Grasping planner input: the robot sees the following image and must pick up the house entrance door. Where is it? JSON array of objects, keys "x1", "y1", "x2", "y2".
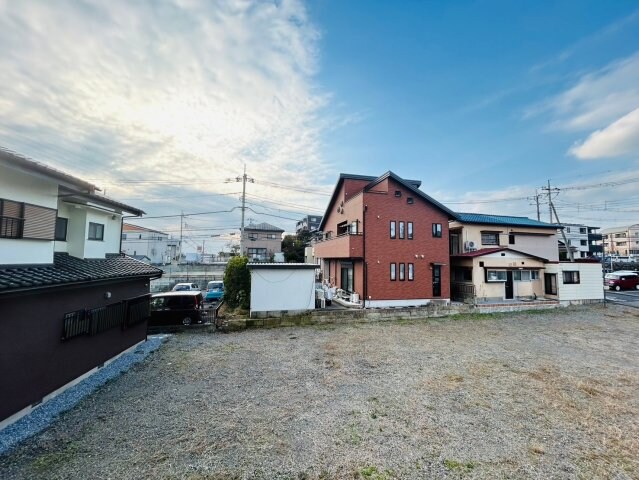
[{"x1": 505, "y1": 271, "x2": 514, "y2": 299}]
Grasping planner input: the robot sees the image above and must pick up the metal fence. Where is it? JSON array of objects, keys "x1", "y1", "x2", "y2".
[{"x1": 62, "y1": 294, "x2": 151, "y2": 341}]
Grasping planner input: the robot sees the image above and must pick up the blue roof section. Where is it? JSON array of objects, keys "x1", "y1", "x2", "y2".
[{"x1": 455, "y1": 212, "x2": 561, "y2": 229}]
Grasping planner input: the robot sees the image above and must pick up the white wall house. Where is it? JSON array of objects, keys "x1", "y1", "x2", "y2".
[
  {"x1": 121, "y1": 223, "x2": 179, "y2": 264},
  {"x1": 561, "y1": 224, "x2": 598, "y2": 259},
  {"x1": 248, "y1": 263, "x2": 318, "y2": 317}
]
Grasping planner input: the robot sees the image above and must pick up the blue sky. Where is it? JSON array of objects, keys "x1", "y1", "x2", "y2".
[{"x1": 1, "y1": 0, "x2": 638, "y2": 252}]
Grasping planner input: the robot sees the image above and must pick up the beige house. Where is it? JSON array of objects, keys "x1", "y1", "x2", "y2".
[
  {"x1": 450, "y1": 213, "x2": 559, "y2": 303},
  {"x1": 240, "y1": 222, "x2": 284, "y2": 261},
  {"x1": 601, "y1": 224, "x2": 639, "y2": 256}
]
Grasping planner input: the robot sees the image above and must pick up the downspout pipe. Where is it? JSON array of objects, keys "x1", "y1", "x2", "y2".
[{"x1": 362, "y1": 204, "x2": 367, "y2": 308}]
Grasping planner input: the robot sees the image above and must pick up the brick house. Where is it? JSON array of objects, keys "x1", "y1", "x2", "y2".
[
  {"x1": 314, "y1": 172, "x2": 456, "y2": 308},
  {"x1": 0, "y1": 148, "x2": 162, "y2": 427}
]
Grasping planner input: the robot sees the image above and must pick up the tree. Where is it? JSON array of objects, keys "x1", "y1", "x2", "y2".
[
  {"x1": 281, "y1": 230, "x2": 312, "y2": 262},
  {"x1": 224, "y1": 255, "x2": 251, "y2": 309}
]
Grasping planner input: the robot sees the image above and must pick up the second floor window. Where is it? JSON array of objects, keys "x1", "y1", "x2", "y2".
[
  {"x1": 248, "y1": 233, "x2": 258, "y2": 240},
  {"x1": 399, "y1": 263, "x2": 405, "y2": 281},
  {"x1": 390, "y1": 221, "x2": 396, "y2": 239},
  {"x1": 432, "y1": 223, "x2": 442, "y2": 238},
  {"x1": 390, "y1": 263, "x2": 396, "y2": 281},
  {"x1": 399, "y1": 221, "x2": 405, "y2": 239},
  {"x1": 407, "y1": 222, "x2": 413, "y2": 240},
  {"x1": 481, "y1": 232, "x2": 499, "y2": 245},
  {"x1": 88, "y1": 222, "x2": 104, "y2": 241},
  {"x1": 55, "y1": 217, "x2": 68, "y2": 241},
  {"x1": 267, "y1": 234, "x2": 276, "y2": 239}
]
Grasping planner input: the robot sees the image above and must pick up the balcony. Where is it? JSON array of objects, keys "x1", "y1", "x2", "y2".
[
  {"x1": 588, "y1": 233, "x2": 602, "y2": 242},
  {"x1": 314, "y1": 232, "x2": 363, "y2": 259}
]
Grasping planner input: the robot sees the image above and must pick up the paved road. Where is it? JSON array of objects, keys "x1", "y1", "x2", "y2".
[{"x1": 605, "y1": 288, "x2": 639, "y2": 308}]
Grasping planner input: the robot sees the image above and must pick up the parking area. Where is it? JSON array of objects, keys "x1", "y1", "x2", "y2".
[
  {"x1": 1, "y1": 305, "x2": 638, "y2": 479},
  {"x1": 606, "y1": 289, "x2": 639, "y2": 308}
]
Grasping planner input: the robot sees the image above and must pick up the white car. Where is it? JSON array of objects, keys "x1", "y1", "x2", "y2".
[{"x1": 171, "y1": 282, "x2": 200, "y2": 292}]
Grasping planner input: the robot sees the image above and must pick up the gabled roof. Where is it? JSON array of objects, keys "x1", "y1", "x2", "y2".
[
  {"x1": 123, "y1": 223, "x2": 167, "y2": 235},
  {"x1": 244, "y1": 222, "x2": 284, "y2": 232},
  {"x1": 451, "y1": 247, "x2": 549, "y2": 262},
  {"x1": 454, "y1": 212, "x2": 560, "y2": 229},
  {"x1": 0, "y1": 253, "x2": 163, "y2": 295},
  {"x1": 319, "y1": 171, "x2": 453, "y2": 231},
  {"x1": 0, "y1": 147, "x2": 97, "y2": 192}
]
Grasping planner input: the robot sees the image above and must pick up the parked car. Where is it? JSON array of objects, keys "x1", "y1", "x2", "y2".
[
  {"x1": 172, "y1": 282, "x2": 200, "y2": 292},
  {"x1": 204, "y1": 280, "x2": 224, "y2": 303},
  {"x1": 149, "y1": 291, "x2": 205, "y2": 326},
  {"x1": 604, "y1": 272, "x2": 639, "y2": 291}
]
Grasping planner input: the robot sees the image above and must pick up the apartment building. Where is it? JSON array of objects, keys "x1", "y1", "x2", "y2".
[{"x1": 601, "y1": 224, "x2": 639, "y2": 256}]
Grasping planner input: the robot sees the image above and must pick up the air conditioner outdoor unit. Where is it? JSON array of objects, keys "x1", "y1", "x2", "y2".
[{"x1": 464, "y1": 240, "x2": 476, "y2": 252}]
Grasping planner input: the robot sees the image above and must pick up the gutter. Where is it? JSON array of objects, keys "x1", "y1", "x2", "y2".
[{"x1": 362, "y1": 203, "x2": 367, "y2": 308}]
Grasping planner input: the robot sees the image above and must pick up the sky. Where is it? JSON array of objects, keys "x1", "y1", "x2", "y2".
[{"x1": 1, "y1": 0, "x2": 638, "y2": 253}]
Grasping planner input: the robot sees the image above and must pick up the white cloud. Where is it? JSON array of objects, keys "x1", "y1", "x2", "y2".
[
  {"x1": 569, "y1": 107, "x2": 639, "y2": 159},
  {"x1": 528, "y1": 52, "x2": 639, "y2": 160},
  {"x1": 0, "y1": 0, "x2": 335, "y2": 247}
]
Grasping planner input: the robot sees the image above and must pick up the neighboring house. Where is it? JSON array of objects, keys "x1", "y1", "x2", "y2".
[
  {"x1": 601, "y1": 224, "x2": 639, "y2": 256},
  {"x1": 544, "y1": 260, "x2": 604, "y2": 305},
  {"x1": 121, "y1": 223, "x2": 179, "y2": 264},
  {"x1": 296, "y1": 214, "x2": 323, "y2": 234},
  {"x1": 559, "y1": 223, "x2": 600, "y2": 259},
  {"x1": 241, "y1": 222, "x2": 284, "y2": 261},
  {"x1": 248, "y1": 263, "x2": 319, "y2": 317},
  {"x1": 314, "y1": 171, "x2": 456, "y2": 308},
  {"x1": 0, "y1": 149, "x2": 162, "y2": 426},
  {"x1": 449, "y1": 213, "x2": 560, "y2": 303}
]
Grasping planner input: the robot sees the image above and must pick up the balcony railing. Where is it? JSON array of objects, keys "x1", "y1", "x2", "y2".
[
  {"x1": 0, "y1": 216, "x2": 24, "y2": 238},
  {"x1": 314, "y1": 232, "x2": 363, "y2": 259}
]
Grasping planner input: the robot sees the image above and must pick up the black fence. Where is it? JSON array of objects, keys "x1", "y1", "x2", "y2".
[
  {"x1": 451, "y1": 282, "x2": 476, "y2": 304},
  {"x1": 62, "y1": 294, "x2": 150, "y2": 341}
]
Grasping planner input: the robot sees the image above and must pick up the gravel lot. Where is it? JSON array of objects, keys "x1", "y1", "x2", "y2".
[{"x1": 1, "y1": 305, "x2": 638, "y2": 479}]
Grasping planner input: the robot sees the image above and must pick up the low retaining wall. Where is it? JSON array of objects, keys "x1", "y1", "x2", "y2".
[{"x1": 224, "y1": 301, "x2": 562, "y2": 331}]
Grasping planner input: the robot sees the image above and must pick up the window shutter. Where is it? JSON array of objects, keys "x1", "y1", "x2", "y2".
[
  {"x1": 1, "y1": 199, "x2": 23, "y2": 218},
  {"x1": 22, "y1": 204, "x2": 57, "y2": 239}
]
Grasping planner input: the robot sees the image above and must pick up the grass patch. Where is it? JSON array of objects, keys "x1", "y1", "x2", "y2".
[
  {"x1": 358, "y1": 466, "x2": 395, "y2": 479},
  {"x1": 443, "y1": 459, "x2": 475, "y2": 471},
  {"x1": 32, "y1": 442, "x2": 80, "y2": 473}
]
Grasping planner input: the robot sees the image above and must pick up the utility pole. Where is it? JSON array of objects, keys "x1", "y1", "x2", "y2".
[
  {"x1": 226, "y1": 165, "x2": 254, "y2": 256},
  {"x1": 535, "y1": 189, "x2": 540, "y2": 221},
  {"x1": 542, "y1": 181, "x2": 574, "y2": 262},
  {"x1": 178, "y1": 211, "x2": 184, "y2": 264}
]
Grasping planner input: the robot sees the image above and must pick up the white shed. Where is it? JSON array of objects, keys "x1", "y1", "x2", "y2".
[
  {"x1": 248, "y1": 263, "x2": 319, "y2": 318},
  {"x1": 544, "y1": 261, "x2": 604, "y2": 305}
]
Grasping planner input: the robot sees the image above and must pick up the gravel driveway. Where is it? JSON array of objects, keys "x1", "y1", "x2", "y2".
[{"x1": 1, "y1": 305, "x2": 638, "y2": 479}]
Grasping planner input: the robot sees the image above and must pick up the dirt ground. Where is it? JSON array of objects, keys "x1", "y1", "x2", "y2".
[{"x1": 1, "y1": 304, "x2": 638, "y2": 479}]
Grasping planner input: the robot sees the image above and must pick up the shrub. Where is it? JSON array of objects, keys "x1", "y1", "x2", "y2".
[{"x1": 224, "y1": 256, "x2": 251, "y2": 309}]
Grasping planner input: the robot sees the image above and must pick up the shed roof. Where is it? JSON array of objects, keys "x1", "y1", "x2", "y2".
[{"x1": 247, "y1": 263, "x2": 320, "y2": 269}]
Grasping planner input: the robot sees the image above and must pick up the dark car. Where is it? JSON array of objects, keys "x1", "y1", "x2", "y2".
[
  {"x1": 604, "y1": 272, "x2": 639, "y2": 291},
  {"x1": 149, "y1": 291, "x2": 205, "y2": 326}
]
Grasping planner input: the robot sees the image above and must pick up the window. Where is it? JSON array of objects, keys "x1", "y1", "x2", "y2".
[
  {"x1": 566, "y1": 227, "x2": 570, "y2": 233},
  {"x1": 481, "y1": 232, "x2": 499, "y2": 245},
  {"x1": 432, "y1": 223, "x2": 442, "y2": 238},
  {"x1": 513, "y1": 270, "x2": 531, "y2": 281},
  {"x1": 562, "y1": 271, "x2": 580, "y2": 284},
  {"x1": 121, "y1": 233, "x2": 127, "y2": 240},
  {"x1": 55, "y1": 217, "x2": 68, "y2": 241},
  {"x1": 407, "y1": 222, "x2": 413, "y2": 240},
  {"x1": 390, "y1": 221, "x2": 396, "y2": 239},
  {"x1": 390, "y1": 263, "x2": 396, "y2": 281},
  {"x1": 399, "y1": 263, "x2": 405, "y2": 281},
  {"x1": 88, "y1": 222, "x2": 104, "y2": 241},
  {"x1": 248, "y1": 233, "x2": 258, "y2": 240},
  {"x1": 407, "y1": 197, "x2": 414, "y2": 204},
  {"x1": 580, "y1": 240, "x2": 587, "y2": 246},
  {"x1": 531, "y1": 271, "x2": 540, "y2": 280},
  {"x1": 399, "y1": 221, "x2": 405, "y2": 239},
  {"x1": 508, "y1": 234, "x2": 515, "y2": 245},
  {"x1": 350, "y1": 221, "x2": 358, "y2": 234},
  {"x1": 0, "y1": 199, "x2": 24, "y2": 239},
  {"x1": 408, "y1": 263, "x2": 414, "y2": 281},
  {"x1": 486, "y1": 270, "x2": 507, "y2": 282},
  {"x1": 394, "y1": 190, "x2": 402, "y2": 197},
  {"x1": 579, "y1": 227, "x2": 587, "y2": 234},
  {"x1": 267, "y1": 233, "x2": 277, "y2": 239},
  {"x1": 341, "y1": 263, "x2": 354, "y2": 292}
]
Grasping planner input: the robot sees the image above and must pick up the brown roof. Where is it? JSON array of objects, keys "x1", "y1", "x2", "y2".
[{"x1": 123, "y1": 223, "x2": 167, "y2": 235}]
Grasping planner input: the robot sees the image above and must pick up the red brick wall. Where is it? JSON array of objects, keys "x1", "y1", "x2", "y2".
[{"x1": 363, "y1": 178, "x2": 450, "y2": 301}]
